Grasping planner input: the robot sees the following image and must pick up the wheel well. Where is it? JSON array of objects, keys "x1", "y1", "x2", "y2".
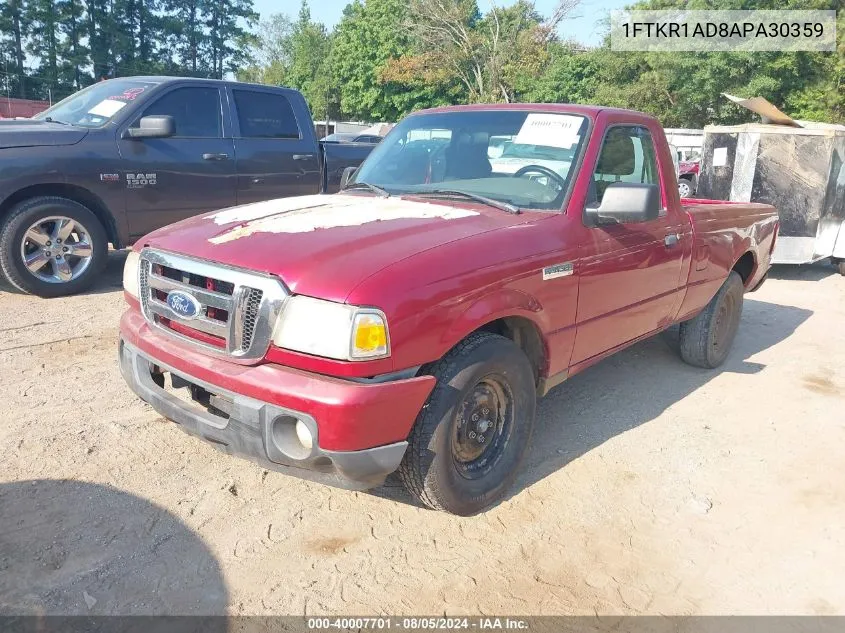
[
  {"x1": 475, "y1": 316, "x2": 546, "y2": 387},
  {"x1": 0, "y1": 184, "x2": 121, "y2": 248},
  {"x1": 732, "y1": 251, "x2": 756, "y2": 285}
]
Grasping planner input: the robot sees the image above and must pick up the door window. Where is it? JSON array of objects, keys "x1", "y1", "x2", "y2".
[
  {"x1": 591, "y1": 126, "x2": 659, "y2": 205},
  {"x1": 138, "y1": 87, "x2": 222, "y2": 138},
  {"x1": 233, "y1": 90, "x2": 300, "y2": 139}
]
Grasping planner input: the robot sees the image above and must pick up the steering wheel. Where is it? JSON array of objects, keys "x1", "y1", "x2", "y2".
[{"x1": 513, "y1": 164, "x2": 566, "y2": 189}]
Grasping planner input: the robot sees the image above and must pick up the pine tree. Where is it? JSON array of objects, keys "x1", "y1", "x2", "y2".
[{"x1": 0, "y1": 0, "x2": 31, "y2": 98}]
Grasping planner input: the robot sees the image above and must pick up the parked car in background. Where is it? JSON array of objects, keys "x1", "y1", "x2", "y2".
[
  {"x1": 678, "y1": 159, "x2": 699, "y2": 197},
  {"x1": 0, "y1": 77, "x2": 376, "y2": 297},
  {"x1": 352, "y1": 134, "x2": 383, "y2": 144},
  {"x1": 320, "y1": 133, "x2": 357, "y2": 143},
  {"x1": 120, "y1": 103, "x2": 778, "y2": 515}
]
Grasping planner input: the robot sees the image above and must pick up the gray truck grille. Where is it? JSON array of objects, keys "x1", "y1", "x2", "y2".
[{"x1": 138, "y1": 249, "x2": 288, "y2": 363}]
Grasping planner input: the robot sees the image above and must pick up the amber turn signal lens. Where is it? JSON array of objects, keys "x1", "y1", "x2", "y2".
[{"x1": 352, "y1": 312, "x2": 388, "y2": 358}]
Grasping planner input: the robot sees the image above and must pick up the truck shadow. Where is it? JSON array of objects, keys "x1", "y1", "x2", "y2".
[
  {"x1": 80, "y1": 249, "x2": 130, "y2": 296},
  {"x1": 0, "y1": 480, "x2": 228, "y2": 621},
  {"x1": 769, "y1": 260, "x2": 839, "y2": 282},
  {"x1": 372, "y1": 297, "x2": 812, "y2": 510},
  {"x1": 0, "y1": 250, "x2": 128, "y2": 297}
]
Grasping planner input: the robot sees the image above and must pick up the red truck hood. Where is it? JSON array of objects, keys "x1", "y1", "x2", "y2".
[{"x1": 140, "y1": 193, "x2": 533, "y2": 302}]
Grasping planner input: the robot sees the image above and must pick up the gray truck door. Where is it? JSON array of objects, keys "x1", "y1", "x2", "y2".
[
  {"x1": 228, "y1": 87, "x2": 322, "y2": 205},
  {"x1": 117, "y1": 84, "x2": 236, "y2": 239}
]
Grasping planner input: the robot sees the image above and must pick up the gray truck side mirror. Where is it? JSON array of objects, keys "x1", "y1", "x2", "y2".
[
  {"x1": 126, "y1": 115, "x2": 175, "y2": 139},
  {"x1": 340, "y1": 166, "x2": 358, "y2": 190},
  {"x1": 585, "y1": 182, "x2": 661, "y2": 225}
]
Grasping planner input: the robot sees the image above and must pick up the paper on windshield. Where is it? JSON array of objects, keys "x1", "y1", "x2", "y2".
[
  {"x1": 88, "y1": 99, "x2": 127, "y2": 118},
  {"x1": 514, "y1": 114, "x2": 582, "y2": 149}
]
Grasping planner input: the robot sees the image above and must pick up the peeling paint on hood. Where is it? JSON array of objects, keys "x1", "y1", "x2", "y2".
[
  {"x1": 208, "y1": 195, "x2": 332, "y2": 225},
  {"x1": 141, "y1": 192, "x2": 535, "y2": 303},
  {"x1": 207, "y1": 194, "x2": 479, "y2": 244}
]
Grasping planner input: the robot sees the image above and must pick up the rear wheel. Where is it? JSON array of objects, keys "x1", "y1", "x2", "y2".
[
  {"x1": 678, "y1": 178, "x2": 694, "y2": 198},
  {"x1": 833, "y1": 257, "x2": 845, "y2": 276},
  {"x1": 678, "y1": 271, "x2": 744, "y2": 368},
  {"x1": 398, "y1": 332, "x2": 536, "y2": 515},
  {"x1": 0, "y1": 197, "x2": 107, "y2": 297}
]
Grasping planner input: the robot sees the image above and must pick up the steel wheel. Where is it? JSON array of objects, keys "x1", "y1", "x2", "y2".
[
  {"x1": 19, "y1": 216, "x2": 94, "y2": 284},
  {"x1": 678, "y1": 180, "x2": 693, "y2": 198},
  {"x1": 398, "y1": 332, "x2": 536, "y2": 515},
  {"x1": 451, "y1": 375, "x2": 514, "y2": 480}
]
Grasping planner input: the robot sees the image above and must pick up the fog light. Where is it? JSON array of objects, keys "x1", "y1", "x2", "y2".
[{"x1": 295, "y1": 419, "x2": 313, "y2": 450}]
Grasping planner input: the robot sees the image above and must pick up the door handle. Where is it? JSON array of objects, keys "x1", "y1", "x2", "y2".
[
  {"x1": 292, "y1": 154, "x2": 315, "y2": 161},
  {"x1": 664, "y1": 233, "x2": 681, "y2": 247},
  {"x1": 202, "y1": 153, "x2": 229, "y2": 161}
]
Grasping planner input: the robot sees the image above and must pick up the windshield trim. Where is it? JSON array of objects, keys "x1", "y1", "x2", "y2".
[
  {"x1": 356, "y1": 107, "x2": 595, "y2": 214},
  {"x1": 34, "y1": 79, "x2": 163, "y2": 129}
]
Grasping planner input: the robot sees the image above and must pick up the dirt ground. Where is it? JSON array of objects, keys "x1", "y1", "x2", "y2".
[{"x1": 1, "y1": 253, "x2": 843, "y2": 616}]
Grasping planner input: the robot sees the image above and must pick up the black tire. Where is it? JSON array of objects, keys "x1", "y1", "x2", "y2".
[
  {"x1": 833, "y1": 258, "x2": 845, "y2": 276},
  {"x1": 678, "y1": 178, "x2": 694, "y2": 198},
  {"x1": 678, "y1": 271, "x2": 744, "y2": 369},
  {"x1": 398, "y1": 332, "x2": 536, "y2": 515},
  {"x1": 0, "y1": 196, "x2": 108, "y2": 297}
]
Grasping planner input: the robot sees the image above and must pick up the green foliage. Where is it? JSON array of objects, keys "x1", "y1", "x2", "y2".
[
  {"x1": 2, "y1": 0, "x2": 842, "y2": 127},
  {"x1": 572, "y1": 0, "x2": 845, "y2": 126},
  {"x1": 332, "y1": 0, "x2": 449, "y2": 121},
  {"x1": 0, "y1": 0, "x2": 258, "y2": 101}
]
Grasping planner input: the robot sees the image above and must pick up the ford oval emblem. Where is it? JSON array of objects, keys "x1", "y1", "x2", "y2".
[{"x1": 166, "y1": 290, "x2": 202, "y2": 320}]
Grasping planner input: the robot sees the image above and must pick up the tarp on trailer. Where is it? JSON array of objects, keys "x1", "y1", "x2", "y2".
[{"x1": 697, "y1": 95, "x2": 845, "y2": 265}]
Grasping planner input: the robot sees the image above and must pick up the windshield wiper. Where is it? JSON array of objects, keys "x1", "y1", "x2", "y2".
[
  {"x1": 343, "y1": 181, "x2": 389, "y2": 198},
  {"x1": 412, "y1": 189, "x2": 520, "y2": 215},
  {"x1": 43, "y1": 116, "x2": 71, "y2": 126}
]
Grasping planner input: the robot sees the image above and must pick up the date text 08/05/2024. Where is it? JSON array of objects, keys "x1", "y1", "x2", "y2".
[{"x1": 307, "y1": 617, "x2": 530, "y2": 630}]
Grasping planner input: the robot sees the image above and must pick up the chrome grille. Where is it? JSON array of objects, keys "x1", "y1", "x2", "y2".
[
  {"x1": 240, "y1": 288, "x2": 263, "y2": 351},
  {"x1": 138, "y1": 248, "x2": 288, "y2": 363}
]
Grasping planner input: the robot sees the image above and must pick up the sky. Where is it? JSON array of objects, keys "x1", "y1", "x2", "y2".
[{"x1": 251, "y1": 0, "x2": 628, "y2": 47}]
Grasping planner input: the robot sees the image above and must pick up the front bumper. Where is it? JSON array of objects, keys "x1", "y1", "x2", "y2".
[{"x1": 119, "y1": 309, "x2": 436, "y2": 489}]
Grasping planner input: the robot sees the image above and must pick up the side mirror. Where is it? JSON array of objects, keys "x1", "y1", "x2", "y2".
[
  {"x1": 125, "y1": 115, "x2": 175, "y2": 139},
  {"x1": 585, "y1": 182, "x2": 661, "y2": 225},
  {"x1": 340, "y1": 166, "x2": 357, "y2": 190}
]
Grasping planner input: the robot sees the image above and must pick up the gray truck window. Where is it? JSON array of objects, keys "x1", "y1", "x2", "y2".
[
  {"x1": 139, "y1": 87, "x2": 222, "y2": 138},
  {"x1": 592, "y1": 126, "x2": 659, "y2": 204},
  {"x1": 233, "y1": 90, "x2": 300, "y2": 139}
]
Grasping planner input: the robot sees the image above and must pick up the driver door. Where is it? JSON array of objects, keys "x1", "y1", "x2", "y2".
[
  {"x1": 571, "y1": 124, "x2": 687, "y2": 365},
  {"x1": 117, "y1": 84, "x2": 236, "y2": 239}
]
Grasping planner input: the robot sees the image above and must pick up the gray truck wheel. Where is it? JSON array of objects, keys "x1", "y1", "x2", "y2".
[
  {"x1": 678, "y1": 178, "x2": 694, "y2": 198},
  {"x1": 398, "y1": 332, "x2": 536, "y2": 516},
  {"x1": 678, "y1": 271, "x2": 744, "y2": 369},
  {"x1": 0, "y1": 197, "x2": 108, "y2": 297}
]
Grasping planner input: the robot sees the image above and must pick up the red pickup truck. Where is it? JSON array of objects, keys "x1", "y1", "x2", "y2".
[{"x1": 119, "y1": 104, "x2": 778, "y2": 515}]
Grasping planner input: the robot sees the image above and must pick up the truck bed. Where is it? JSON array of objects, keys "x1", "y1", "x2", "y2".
[{"x1": 677, "y1": 197, "x2": 779, "y2": 321}]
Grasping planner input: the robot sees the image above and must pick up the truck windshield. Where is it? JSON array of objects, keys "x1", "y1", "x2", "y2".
[
  {"x1": 33, "y1": 80, "x2": 157, "y2": 128},
  {"x1": 352, "y1": 110, "x2": 589, "y2": 210}
]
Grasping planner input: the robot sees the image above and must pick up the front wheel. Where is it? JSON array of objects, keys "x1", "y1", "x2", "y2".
[
  {"x1": 398, "y1": 332, "x2": 536, "y2": 515},
  {"x1": 678, "y1": 178, "x2": 694, "y2": 198},
  {"x1": 833, "y1": 257, "x2": 845, "y2": 276},
  {"x1": 0, "y1": 197, "x2": 108, "y2": 297},
  {"x1": 678, "y1": 271, "x2": 744, "y2": 368}
]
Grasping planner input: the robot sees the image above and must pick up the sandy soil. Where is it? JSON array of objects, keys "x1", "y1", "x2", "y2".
[{"x1": 1, "y1": 253, "x2": 843, "y2": 616}]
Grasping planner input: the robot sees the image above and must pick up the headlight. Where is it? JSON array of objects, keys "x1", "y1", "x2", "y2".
[
  {"x1": 271, "y1": 295, "x2": 389, "y2": 361},
  {"x1": 123, "y1": 250, "x2": 140, "y2": 298}
]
